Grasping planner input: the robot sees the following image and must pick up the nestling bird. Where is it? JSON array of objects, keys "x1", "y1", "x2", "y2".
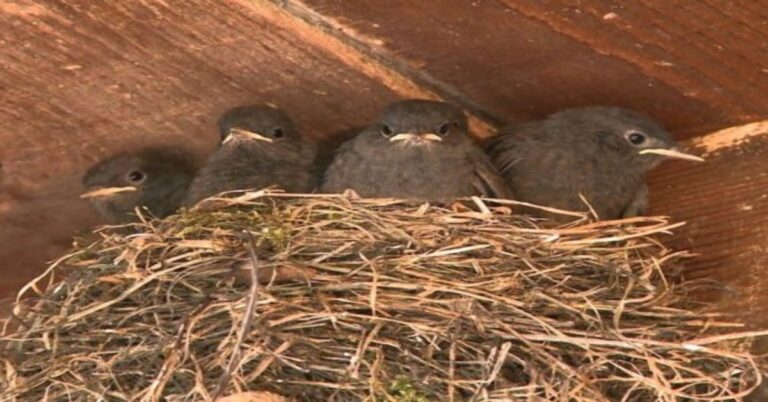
[
  {"x1": 321, "y1": 99, "x2": 511, "y2": 201},
  {"x1": 184, "y1": 105, "x2": 318, "y2": 206},
  {"x1": 81, "y1": 147, "x2": 197, "y2": 223},
  {"x1": 487, "y1": 106, "x2": 704, "y2": 221}
]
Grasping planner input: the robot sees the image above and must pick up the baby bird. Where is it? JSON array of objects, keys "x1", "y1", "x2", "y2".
[
  {"x1": 81, "y1": 147, "x2": 196, "y2": 223},
  {"x1": 488, "y1": 106, "x2": 704, "y2": 221},
  {"x1": 321, "y1": 99, "x2": 511, "y2": 201},
  {"x1": 184, "y1": 105, "x2": 317, "y2": 205}
]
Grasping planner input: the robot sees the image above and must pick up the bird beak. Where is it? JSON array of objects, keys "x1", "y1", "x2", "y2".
[
  {"x1": 389, "y1": 133, "x2": 443, "y2": 143},
  {"x1": 420, "y1": 133, "x2": 443, "y2": 142},
  {"x1": 389, "y1": 133, "x2": 415, "y2": 142},
  {"x1": 80, "y1": 186, "x2": 138, "y2": 199},
  {"x1": 223, "y1": 128, "x2": 274, "y2": 144},
  {"x1": 638, "y1": 147, "x2": 705, "y2": 162}
]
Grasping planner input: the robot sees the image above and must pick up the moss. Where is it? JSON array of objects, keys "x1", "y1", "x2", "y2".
[{"x1": 387, "y1": 377, "x2": 431, "y2": 402}]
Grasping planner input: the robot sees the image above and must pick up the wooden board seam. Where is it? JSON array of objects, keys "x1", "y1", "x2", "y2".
[{"x1": 244, "y1": 0, "x2": 500, "y2": 137}]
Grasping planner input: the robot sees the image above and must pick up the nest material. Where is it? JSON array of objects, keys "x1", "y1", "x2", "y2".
[{"x1": 0, "y1": 192, "x2": 763, "y2": 401}]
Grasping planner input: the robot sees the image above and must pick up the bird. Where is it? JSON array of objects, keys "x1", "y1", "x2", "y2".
[
  {"x1": 81, "y1": 147, "x2": 197, "y2": 224},
  {"x1": 487, "y1": 106, "x2": 704, "y2": 222},
  {"x1": 314, "y1": 125, "x2": 364, "y2": 179},
  {"x1": 321, "y1": 99, "x2": 512, "y2": 201},
  {"x1": 183, "y1": 105, "x2": 318, "y2": 206}
]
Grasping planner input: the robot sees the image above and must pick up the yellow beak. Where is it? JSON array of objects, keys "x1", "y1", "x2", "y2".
[
  {"x1": 80, "y1": 186, "x2": 138, "y2": 199},
  {"x1": 223, "y1": 128, "x2": 274, "y2": 144},
  {"x1": 388, "y1": 133, "x2": 443, "y2": 143},
  {"x1": 638, "y1": 147, "x2": 705, "y2": 162}
]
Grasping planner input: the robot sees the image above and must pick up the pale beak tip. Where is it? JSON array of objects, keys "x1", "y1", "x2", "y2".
[
  {"x1": 389, "y1": 133, "x2": 443, "y2": 143},
  {"x1": 229, "y1": 128, "x2": 274, "y2": 143},
  {"x1": 389, "y1": 133, "x2": 414, "y2": 142},
  {"x1": 421, "y1": 133, "x2": 444, "y2": 142},
  {"x1": 80, "y1": 186, "x2": 138, "y2": 199},
  {"x1": 639, "y1": 148, "x2": 705, "y2": 162}
]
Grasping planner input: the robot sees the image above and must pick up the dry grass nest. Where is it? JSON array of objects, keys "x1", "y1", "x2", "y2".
[{"x1": 0, "y1": 191, "x2": 764, "y2": 401}]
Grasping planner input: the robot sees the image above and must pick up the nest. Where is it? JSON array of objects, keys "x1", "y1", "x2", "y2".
[{"x1": 0, "y1": 192, "x2": 763, "y2": 401}]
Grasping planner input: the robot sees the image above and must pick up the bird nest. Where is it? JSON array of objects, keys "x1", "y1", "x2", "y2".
[{"x1": 0, "y1": 192, "x2": 763, "y2": 401}]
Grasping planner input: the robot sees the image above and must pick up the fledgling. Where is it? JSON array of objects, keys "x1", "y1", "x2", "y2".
[
  {"x1": 184, "y1": 105, "x2": 317, "y2": 206},
  {"x1": 81, "y1": 148, "x2": 197, "y2": 223},
  {"x1": 488, "y1": 106, "x2": 704, "y2": 221},
  {"x1": 321, "y1": 99, "x2": 512, "y2": 201}
]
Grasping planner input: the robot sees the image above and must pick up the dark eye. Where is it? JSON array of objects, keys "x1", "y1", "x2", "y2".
[
  {"x1": 626, "y1": 131, "x2": 647, "y2": 146},
  {"x1": 273, "y1": 127, "x2": 284, "y2": 138},
  {"x1": 380, "y1": 124, "x2": 393, "y2": 137},
  {"x1": 438, "y1": 122, "x2": 452, "y2": 136},
  {"x1": 126, "y1": 170, "x2": 146, "y2": 183}
]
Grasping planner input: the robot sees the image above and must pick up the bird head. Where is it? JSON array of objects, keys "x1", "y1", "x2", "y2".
[
  {"x1": 81, "y1": 148, "x2": 195, "y2": 223},
  {"x1": 555, "y1": 107, "x2": 704, "y2": 171},
  {"x1": 217, "y1": 104, "x2": 299, "y2": 147},
  {"x1": 374, "y1": 99, "x2": 469, "y2": 148}
]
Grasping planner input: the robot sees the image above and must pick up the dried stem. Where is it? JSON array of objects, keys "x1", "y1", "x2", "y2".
[{"x1": 0, "y1": 191, "x2": 761, "y2": 401}]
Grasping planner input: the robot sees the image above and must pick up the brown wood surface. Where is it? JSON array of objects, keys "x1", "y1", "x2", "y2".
[
  {"x1": 1, "y1": 0, "x2": 767, "y2": 345},
  {"x1": 648, "y1": 123, "x2": 768, "y2": 329},
  {"x1": 298, "y1": 0, "x2": 768, "y2": 136}
]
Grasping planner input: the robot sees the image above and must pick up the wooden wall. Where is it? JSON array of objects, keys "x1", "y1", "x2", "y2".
[
  {"x1": 1, "y1": 0, "x2": 767, "y2": 334},
  {"x1": 649, "y1": 122, "x2": 768, "y2": 329}
]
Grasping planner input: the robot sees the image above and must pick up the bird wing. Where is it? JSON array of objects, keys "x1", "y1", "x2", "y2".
[
  {"x1": 471, "y1": 151, "x2": 515, "y2": 199},
  {"x1": 620, "y1": 184, "x2": 649, "y2": 218},
  {"x1": 485, "y1": 125, "x2": 531, "y2": 175}
]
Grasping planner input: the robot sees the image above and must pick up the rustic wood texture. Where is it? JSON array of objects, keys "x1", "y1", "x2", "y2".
[
  {"x1": 298, "y1": 0, "x2": 768, "y2": 137},
  {"x1": 1, "y1": 0, "x2": 768, "y2": 343},
  {"x1": 648, "y1": 123, "x2": 768, "y2": 329}
]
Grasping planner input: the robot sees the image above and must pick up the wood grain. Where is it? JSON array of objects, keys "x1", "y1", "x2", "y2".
[
  {"x1": 498, "y1": 0, "x2": 768, "y2": 122},
  {"x1": 648, "y1": 122, "x2": 768, "y2": 329},
  {"x1": 299, "y1": 0, "x2": 762, "y2": 136}
]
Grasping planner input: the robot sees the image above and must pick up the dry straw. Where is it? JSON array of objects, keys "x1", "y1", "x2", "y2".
[{"x1": 0, "y1": 191, "x2": 763, "y2": 401}]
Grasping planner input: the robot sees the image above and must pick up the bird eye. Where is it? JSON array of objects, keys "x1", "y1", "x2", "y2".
[
  {"x1": 626, "y1": 131, "x2": 647, "y2": 146},
  {"x1": 126, "y1": 170, "x2": 146, "y2": 183},
  {"x1": 438, "y1": 123, "x2": 451, "y2": 136},
  {"x1": 273, "y1": 127, "x2": 285, "y2": 138},
  {"x1": 381, "y1": 124, "x2": 393, "y2": 137}
]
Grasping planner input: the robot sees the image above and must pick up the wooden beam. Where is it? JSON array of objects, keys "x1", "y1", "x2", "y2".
[
  {"x1": 300, "y1": 0, "x2": 767, "y2": 137},
  {"x1": 648, "y1": 120, "x2": 768, "y2": 330},
  {"x1": 496, "y1": 0, "x2": 768, "y2": 122},
  {"x1": 244, "y1": 0, "x2": 498, "y2": 137}
]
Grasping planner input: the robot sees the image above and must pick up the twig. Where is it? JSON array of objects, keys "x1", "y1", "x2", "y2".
[{"x1": 213, "y1": 230, "x2": 261, "y2": 399}]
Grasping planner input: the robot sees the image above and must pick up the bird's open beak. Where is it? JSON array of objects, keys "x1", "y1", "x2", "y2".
[
  {"x1": 223, "y1": 128, "x2": 274, "y2": 144},
  {"x1": 638, "y1": 147, "x2": 705, "y2": 162},
  {"x1": 80, "y1": 186, "x2": 138, "y2": 199},
  {"x1": 389, "y1": 133, "x2": 443, "y2": 143}
]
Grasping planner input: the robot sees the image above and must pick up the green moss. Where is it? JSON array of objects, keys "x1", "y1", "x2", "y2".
[
  {"x1": 172, "y1": 209, "x2": 265, "y2": 237},
  {"x1": 172, "y1": 207, "x2": 293, "y2": 252},
  {"x1": 257, "y1": 225, "x2": 290, "y2": 252},
  {"x1": 387, "y1": 377, "x2": 431, "y2": 402}
]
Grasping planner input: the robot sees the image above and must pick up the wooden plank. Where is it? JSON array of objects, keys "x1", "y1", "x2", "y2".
[
  {"x1": 296, "y1": 0, "x2": 768, "y2": 137},
  {"x1": 0, "y1": 0, "x2": 424, "y2": 292},
  {"x1": 256, "y1": 0, "x2": 500, "y2": 134},
  {"x1": 648, "y1": 121, "x2": 768, "y2": 330}
]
